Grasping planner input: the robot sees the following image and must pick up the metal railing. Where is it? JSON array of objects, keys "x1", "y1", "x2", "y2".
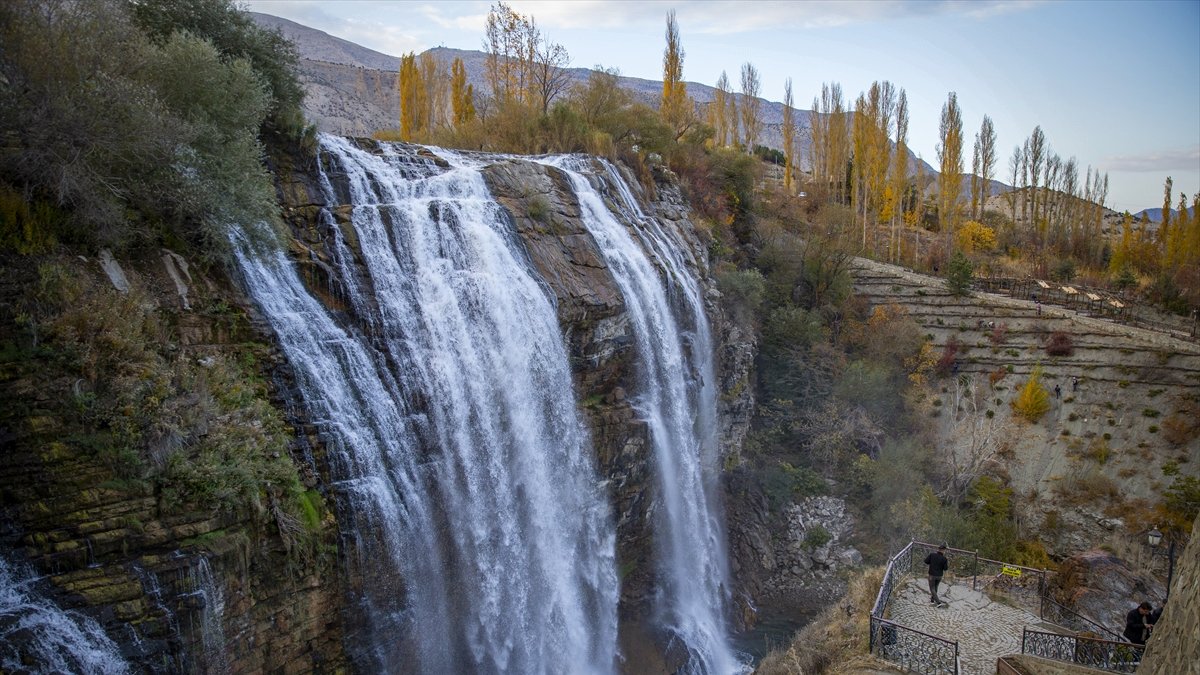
[
  {"x1": 870, "y1": 541, "x2": 914, "y2": 618},
  {"x1": 908, "y1": 542, "x2": 1049, "y2": 608},
  {"x1": 1038, "y1": 595, "x2": 1122, "y2": 641},
  {"x1": 868, "y1": 540, "x2": 1135, "y2": 675},
  {"x1": 869, "y1": 541, "x2": 959, "y2": 674},
  {"x1": 1021, "y1": 628, "x2": 1144, "y2": 673},
  {"x1": 871, "y1": 617, "x2": 959, "y2": 675},
  {"x1": 971, "y1": 556, "x2": 1047, "y2": 617}
]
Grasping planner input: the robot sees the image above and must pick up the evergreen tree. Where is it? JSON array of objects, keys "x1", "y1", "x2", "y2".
[{"x1": 945, "y1": 251, "x2": 973, "y2": 296}]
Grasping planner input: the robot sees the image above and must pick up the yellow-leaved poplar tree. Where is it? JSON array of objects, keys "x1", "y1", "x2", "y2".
[
  {"x1": 937, "y1": 91, "x2": 964, "y2": 253},
  {"x1": 661, "y1": 10, "x2": 690, "y2": 136},
  {"x1": 1012, "y1": 365, "x2": 1051, "y2": 423},
  {"x1": 398, "y1": 52, "x2": 421, "y2": 141},
  {"x1": 450, "y1": 57, "x2": 475, "y2": 126}
]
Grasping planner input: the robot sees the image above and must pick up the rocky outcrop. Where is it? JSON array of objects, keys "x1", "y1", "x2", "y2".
[
  {"x1": 1046, "y1": 549, "x2": 1165, "y2": 636},
  {"x1": 1141, "y1": 516, "x2": 1200, "y2": 674},
  {"x1": 271, "y1": 139, "x2": 759, "y2": 660},
  {"x1": 0, "y1": 251, "x2": 347, "y2": 672}
]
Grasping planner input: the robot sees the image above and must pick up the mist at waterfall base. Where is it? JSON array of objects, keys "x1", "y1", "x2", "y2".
[
  {"x1": 232, "y1": 136, "x2": 750, "y2": 673},
  {"x1": 0, "y1": 555, "x2": 130, "y2": 674}
]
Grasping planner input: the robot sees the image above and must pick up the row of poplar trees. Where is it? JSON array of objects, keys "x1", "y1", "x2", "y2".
[
  {"x1": 396, "y1": 2, "x2": 572, "y2": 143},
  {"x1": 663, "y1": 10, "x2": 1129, "y2": 271}
]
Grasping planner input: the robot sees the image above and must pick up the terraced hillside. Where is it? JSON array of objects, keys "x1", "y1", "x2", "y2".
[{"x1": 851, "y1": 258, "x2": 1200, "y2": 555}]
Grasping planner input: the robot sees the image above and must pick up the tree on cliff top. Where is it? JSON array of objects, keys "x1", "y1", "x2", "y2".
[
  {"x1": 1, "y1": 0, "x2": 297, "y2": 258},
  {"x1": 661, "y1": 10, "x2": 693, "y2": 138}
]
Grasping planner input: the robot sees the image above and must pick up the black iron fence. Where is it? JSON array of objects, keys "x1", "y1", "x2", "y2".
[
  {"x1": 868, "y1": 540, "x2": 1138, "y2": 674},
  {"x1": 870, "y1": 541, "x2": 914, "y2": 618},
  {"x1": 1038, "y1": 595, "x2": 1122, "y2": 641},
  {"x1": 870, "y1": 617, "x2": 959, "y2": 675},
  {"x1": 869, "y1": 541, "x2": 960, "y2": 674},
  {"x1": 1021, "y1": 628, "x2": 1144, "y2": 673}
]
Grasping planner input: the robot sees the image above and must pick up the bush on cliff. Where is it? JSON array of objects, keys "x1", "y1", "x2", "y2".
[
  {"x1": 0, "y1": 0, "x2": 306, "y2": 260},
  {"x1": 4, "y1": 260, "x2": 328, "y2": 555}
]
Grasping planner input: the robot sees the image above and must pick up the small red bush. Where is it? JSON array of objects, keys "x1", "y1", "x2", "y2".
[{"x1": 1045, "y1": 331, "x2": 1074, "y2": 356}]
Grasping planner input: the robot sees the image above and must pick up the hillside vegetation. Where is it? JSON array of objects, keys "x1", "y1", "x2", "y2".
[
  {"x1": 0, "y1": 0, "x2": 329, "y2": 554},
  {"x1": 0, "y1": 0, "x2": 312, "y2": 261}
]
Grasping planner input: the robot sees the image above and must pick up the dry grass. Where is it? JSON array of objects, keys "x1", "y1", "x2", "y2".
[{"x1": 754, "y1": 567, "x2": 901, "y2": 675}]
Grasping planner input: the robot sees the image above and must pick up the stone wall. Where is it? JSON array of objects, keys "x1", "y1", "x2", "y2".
[{"x1": 1141, "y1": 516, "x2": 1200, "y2": 675}]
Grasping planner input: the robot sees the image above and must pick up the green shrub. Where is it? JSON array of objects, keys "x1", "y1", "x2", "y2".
[
  {"x1": 945, "y1": 252, "x2": 974, "y2": 296},
  {"x1": 803, "y1": 525, "x2": 832, "y2": 550},
  {"x1": 716, "y1": 266, "x2": 765, "y2": 327},
  {"x1": 527, "y1": 195, "x2": 550, "y2": 222}
]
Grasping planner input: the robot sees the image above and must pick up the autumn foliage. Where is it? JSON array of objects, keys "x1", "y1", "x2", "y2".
[{"x1": 1012, "y1": 366, "x2": 1051, "y2": 422}]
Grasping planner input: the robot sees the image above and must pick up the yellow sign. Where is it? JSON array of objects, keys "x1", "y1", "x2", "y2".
[{"x1": 1001, "y1": 566, "x2": 1022, "y2": 578}]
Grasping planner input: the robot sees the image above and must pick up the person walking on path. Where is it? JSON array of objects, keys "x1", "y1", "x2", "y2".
[
  {"x1": 1123, "y1": 601, "x2": 1153, "y2": 644},
  {"x1": 1072, "y1": 376, "x2": 1079, "y2": 392},
  {"x1": 1054, "y1": 383, "x2": 1061, "y2": 399},
  {"x1": 924, "y1": 544, "x2": 950, "y2": 605}
]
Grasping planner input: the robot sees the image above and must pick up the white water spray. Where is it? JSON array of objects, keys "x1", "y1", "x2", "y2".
[
  {"x1": 542, "y1": 156, "x2": 739, "y2": 674},
  {"x1": 231, "y1": 135, "x2": 618, "y2": 674},
  {"x1": 0, "y1": 555, "x2": 130, "y2": 674}
]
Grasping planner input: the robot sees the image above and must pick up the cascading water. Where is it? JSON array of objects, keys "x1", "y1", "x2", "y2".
[
  {"x1": 541, "y1": 156, "x2": 739, "y2": 674},
  {"x1": 231, "y1": 135, "x2": 618, "y2": 674},
  {"x1": 0, "y1": 555, "x2": 130, "y2": 674},
  {"x1": 186, "y1": 557, "x2": 229, "y2": 674}
]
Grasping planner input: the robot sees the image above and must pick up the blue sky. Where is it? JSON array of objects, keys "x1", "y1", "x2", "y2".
[{"x1": 246, "y1": 0, "x2": 1200, "y2": 213}]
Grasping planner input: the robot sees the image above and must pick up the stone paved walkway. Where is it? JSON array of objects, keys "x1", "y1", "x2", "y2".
[{"x1": 887, "y1": 577, "x2": 1053, "y2": 675}]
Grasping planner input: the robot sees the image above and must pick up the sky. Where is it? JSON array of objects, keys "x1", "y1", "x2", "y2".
[{"x1": 245, "y1": 0, "x2": 1200, "y2": 213}]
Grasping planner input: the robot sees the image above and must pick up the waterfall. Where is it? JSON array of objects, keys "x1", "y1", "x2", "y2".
[
  {"x1": 186, "y1": 557, "x2": 229, "y2": 674},
  {"x1": 542, "y1": 156, "x2": 738, "y2": 673},
  {"x1": 231, "y1": 135, "x2": 617, "y2": 674},
  {"x1": 0, "y1": 555, "x2": 130, "y2": 675}
]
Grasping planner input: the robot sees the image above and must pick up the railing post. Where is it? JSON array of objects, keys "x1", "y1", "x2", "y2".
[{"x1": 1039, "y1": 568, "x2": 1047, "y2": 620}]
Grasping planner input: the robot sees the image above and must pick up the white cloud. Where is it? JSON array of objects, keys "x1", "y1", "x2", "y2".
[{"x1": 1101, "y1": 146, "x2": 1200, "y2": 172}]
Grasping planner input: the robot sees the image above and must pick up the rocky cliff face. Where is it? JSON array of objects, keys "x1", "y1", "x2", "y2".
[
  {"x1": 0, "y1": 138, "x2": 761, "y2": 671},
  {"x1": 1142, "y1": 516, "x2": 1200, "y2": 674},
  {"x1": 0, "y1": 249, "x2": 347, "y2": 672},
  {"x1": 272, "y1": 139, "x2": 758, "y2": 658}
]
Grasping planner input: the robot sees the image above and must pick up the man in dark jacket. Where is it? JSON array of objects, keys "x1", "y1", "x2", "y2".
[
  {"x1": 924, "y1": 544, "x2": 949, "y2": 605},
  {"x1": 1124, "y1": 601, "x2": 1152, "y2": 644}
]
